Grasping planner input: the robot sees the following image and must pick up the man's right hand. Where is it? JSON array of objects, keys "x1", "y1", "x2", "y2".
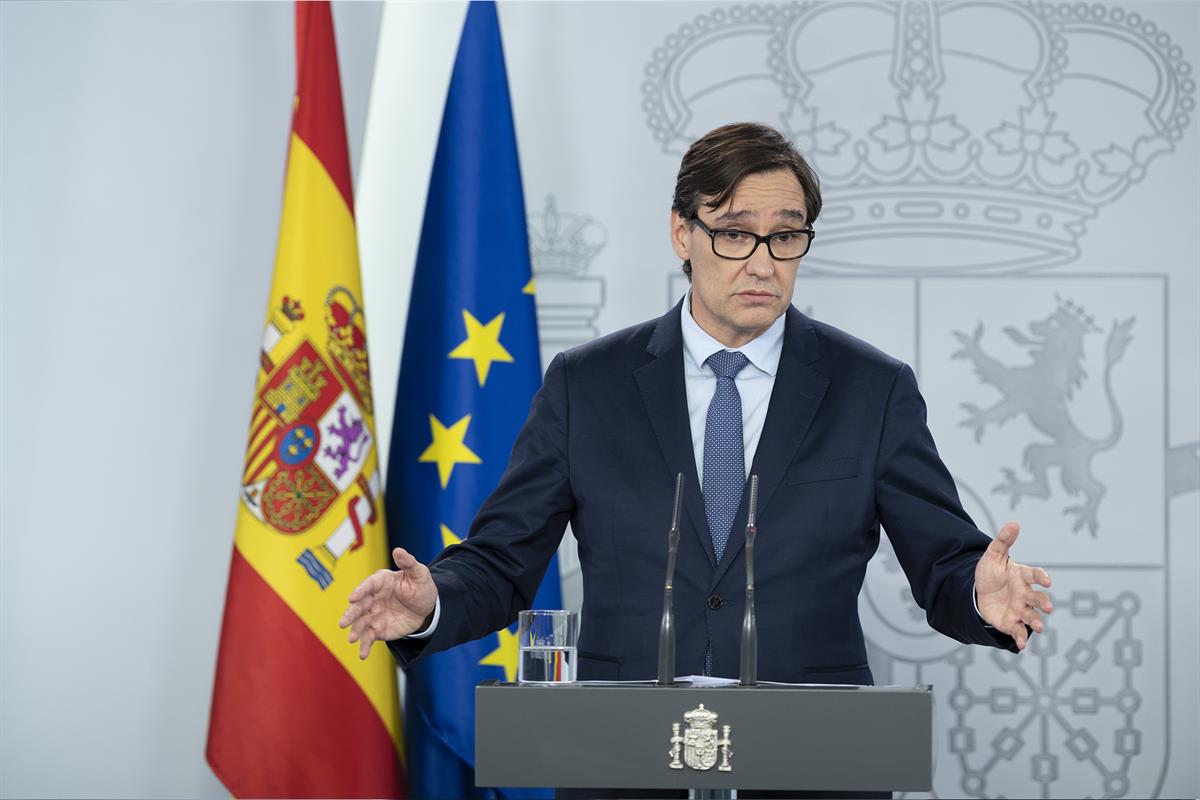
[{"x1": 339, "y1": 547, "x2": 438, "y2": 660}]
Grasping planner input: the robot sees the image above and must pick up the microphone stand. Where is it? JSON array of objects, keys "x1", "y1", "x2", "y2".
[
  {"x1": 739, "y1": 474, "x2": 760, "y2": 687},
  {"x1": 657, "y1": 473, "x2": 684, "y2": 686}
]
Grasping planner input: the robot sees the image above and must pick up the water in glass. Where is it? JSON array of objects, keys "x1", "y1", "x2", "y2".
[{"x1": 518, "y1": 644, "x2": 577, "y2": 684}]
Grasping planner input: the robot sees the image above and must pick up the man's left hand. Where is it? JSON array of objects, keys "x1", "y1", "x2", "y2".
[{"x1": 975, "y1": 521, "x2": 1053, "y2": 651}]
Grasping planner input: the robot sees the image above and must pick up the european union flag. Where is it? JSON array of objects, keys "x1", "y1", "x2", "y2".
[{"x1": 384, "y1": 3, "x2": 562, "y2": 798}]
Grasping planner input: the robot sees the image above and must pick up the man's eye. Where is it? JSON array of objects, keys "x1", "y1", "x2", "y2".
[
  {"x1": 773, "y1": 232, "x2": 795, "y2": 244},
  {"x1": 721, "y1": 231, "x2": 750, "y2": 242}
]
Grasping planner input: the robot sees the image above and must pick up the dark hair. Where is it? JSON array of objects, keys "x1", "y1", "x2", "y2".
[{"x1": 672, "y1": 122, "x2": 822, "y2": 279}]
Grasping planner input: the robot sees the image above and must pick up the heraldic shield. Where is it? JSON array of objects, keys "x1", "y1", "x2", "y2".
[
  {"x1": 237, "y1": 287, "x2": 380, "y2": 591},
  {"x1": 685, "y1": 726, "x2": 718, "y2": 772},
  {"x1": 789, "y1": 274, "x2": 1169, "y2": 799},
  {"x1": 831, "y1": 274, "x2": 1171, "y2": 799},
  {"x1": 669, "y1": 704, "x2": 733, "y2": 773}
]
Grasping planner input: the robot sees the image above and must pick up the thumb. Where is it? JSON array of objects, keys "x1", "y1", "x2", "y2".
[
  {"x1": 987, "y1": 521, "x2": 1020, "y2": 559},
  {"x1": 392, "y1": 547, "x2": 419, "y2": 570}
]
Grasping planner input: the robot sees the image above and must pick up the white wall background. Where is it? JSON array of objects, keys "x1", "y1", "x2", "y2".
[
  {"x1": 2, "y1": 1, "x2": 1197, "y2": 798},
  {"x1": 0, "y1": 2, "x2": 381, "y2": 796}
]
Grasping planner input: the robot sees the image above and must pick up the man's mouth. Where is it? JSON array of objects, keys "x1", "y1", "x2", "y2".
[{"x1": 735, "y1": 289, "x2": 778, "y2": 304}]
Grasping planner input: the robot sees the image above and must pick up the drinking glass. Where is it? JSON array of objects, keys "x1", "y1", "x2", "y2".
[{"x1": 516, "y1": 609, "x2": 578, "y2": 684}]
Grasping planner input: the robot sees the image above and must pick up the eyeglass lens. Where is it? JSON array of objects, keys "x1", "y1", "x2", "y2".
[{"x1": 712, "y1": 230, "x2": 811, "y2": 259}]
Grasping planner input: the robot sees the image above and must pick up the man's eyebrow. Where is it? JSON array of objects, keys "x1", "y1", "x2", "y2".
[
  {"x1": 712, "y1": 209, "x2": 754, "y2": 224},
  {"x1": 711, "y1": 208, "x2": 808, "y2": 225}
]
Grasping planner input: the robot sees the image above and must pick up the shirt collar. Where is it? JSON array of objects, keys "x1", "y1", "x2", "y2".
[{"x1": 680, "y1": 289, "x2": 785, "y2": 377}]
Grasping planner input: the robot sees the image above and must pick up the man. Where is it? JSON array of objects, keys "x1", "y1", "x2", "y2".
[{"x1": 341, "y1": 122, "x2": 1052, "y2": 686}]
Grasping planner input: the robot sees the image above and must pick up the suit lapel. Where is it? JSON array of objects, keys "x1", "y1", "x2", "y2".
[
  {"x1": 633, "y1": 300, "x2": 716, "y2": 568},
  {"x1": 710, "y1": 306, "x2": 830, "y2": 588}
]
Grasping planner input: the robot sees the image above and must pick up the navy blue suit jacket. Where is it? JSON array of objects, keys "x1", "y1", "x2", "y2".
[{"x1": 389, "y1": 301, "x2": 1016, "y2": 683}]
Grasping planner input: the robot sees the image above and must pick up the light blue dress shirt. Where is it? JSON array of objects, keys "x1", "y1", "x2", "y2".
[{"x1": 680, "y1": 289, "x2": 785, "y2": 483}]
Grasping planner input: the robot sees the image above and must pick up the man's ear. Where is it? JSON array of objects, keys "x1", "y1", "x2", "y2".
[{"x1": 669, "y1": 210, "x2": 692, "y2": 262}]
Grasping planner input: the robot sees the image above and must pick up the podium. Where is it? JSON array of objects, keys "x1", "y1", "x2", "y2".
[{"x1": 476, "y1": 681, "x2": 934, "y2": 794}]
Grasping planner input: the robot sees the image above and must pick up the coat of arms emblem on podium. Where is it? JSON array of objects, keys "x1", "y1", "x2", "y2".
[{"x1": 669, "y1": 704, "x2": 733, "y2": 772}]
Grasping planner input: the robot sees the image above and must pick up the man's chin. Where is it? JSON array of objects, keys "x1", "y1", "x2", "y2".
[{"x1": 730, "y1": 305, "x2": 784, "y2": 334}]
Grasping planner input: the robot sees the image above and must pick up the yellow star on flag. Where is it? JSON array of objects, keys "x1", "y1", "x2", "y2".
[
  {"x1": 447, "y1": 309, "x2": 514, "y2": 386},
  {"x1": 522, "y1": 278, "x2": 536, "y2": 295},
  {"x1": 479, "y1": 625, "x2": 519, "y2": 682},
  {"x1": 440, "y1": 524, "x2": 463, "y2": 550},
  {"x1": 418, "y1": 414, "x2": 481, "y2": 488}
]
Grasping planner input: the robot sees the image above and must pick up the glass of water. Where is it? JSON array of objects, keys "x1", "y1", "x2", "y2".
[{"x1": 517, "y1": 609, "x2": 578, "y2": 684}]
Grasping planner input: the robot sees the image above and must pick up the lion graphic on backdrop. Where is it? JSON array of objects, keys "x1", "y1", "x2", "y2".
[{"x1": 952, "y1": 298, "x2": 1135, "y2": 536}]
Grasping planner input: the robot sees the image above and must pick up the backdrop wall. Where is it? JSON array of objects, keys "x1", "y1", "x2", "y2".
[{"x1": 1, "y1": 2, "x2": 1196, "y2": 798}]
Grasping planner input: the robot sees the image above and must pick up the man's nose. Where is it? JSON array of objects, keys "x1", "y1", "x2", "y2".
[{"x1": 743, "y1": 241, "x2": 776, "y2": 278}]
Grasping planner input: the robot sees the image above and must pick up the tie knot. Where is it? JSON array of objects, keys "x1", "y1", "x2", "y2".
[{"x1": 706, "y1": 349, "x2": 750, "y2": 380}]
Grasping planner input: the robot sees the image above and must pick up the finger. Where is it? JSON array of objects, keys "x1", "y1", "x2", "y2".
[
  {"x1": 339, "y1": 596, "x2": 372, "y2": 628},
  {"x1": 1019, "y1": 606, "x2": 1045, "y2": 634},
  {"x1": 346, "y1": 570, "x2": 387, "y2": 603},
  {"x1": 1024, "y1": 565, "x2": 1052, "y2": 589},
  {"x1": 1025, "y1": 589, "x2": 1053, "y2": 614},
  {"x1": 348, "y1": 613, "x2": 374, "y2": 644},
  {"x1": 393, "y1": 547, "x2": 420, "y2": 570},
  {"x1": 359, "y1": 623, "x2": 377, "y2": 660},
  {"x1": 1013, "y1": 624, "x2": 1028, "y2": 651}
]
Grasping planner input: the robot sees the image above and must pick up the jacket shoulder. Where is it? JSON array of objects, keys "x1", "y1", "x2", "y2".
[
  {"x1": 806, "y1": 315, "x2": 908, "y2": 380},
  {"x1": 556, "y1": 315, "x2": 659, "y2": 374}
]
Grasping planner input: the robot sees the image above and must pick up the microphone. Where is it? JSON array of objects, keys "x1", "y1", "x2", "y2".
[
  {"x1": 739, "y1": 474, "x2": 760, "y2": 687},
  {"x1": 657, "y1": 472, "x2": 685, "y2": 686}
]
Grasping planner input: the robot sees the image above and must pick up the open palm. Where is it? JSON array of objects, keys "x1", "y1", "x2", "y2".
[
  {"x1": 338, "y1": 547, "x2": 438, "y2": 660},
  {"x1": 975, "y1": 521, "x2": 1053, "y2": 651}
]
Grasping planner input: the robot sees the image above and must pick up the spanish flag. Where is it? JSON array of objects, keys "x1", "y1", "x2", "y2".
[{"x1": 206, "y1": 3, "x2": 404, "y2": 796}]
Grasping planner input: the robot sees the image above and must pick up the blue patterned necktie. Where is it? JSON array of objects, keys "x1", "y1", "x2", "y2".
[{"x1": 702, "y1": 349, "x2": 750, "y2": 563}]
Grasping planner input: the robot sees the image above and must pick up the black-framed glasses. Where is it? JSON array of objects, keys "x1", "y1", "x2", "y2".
[{"x1": 691, "y1": 217, "x2": 814, "y2": 260}]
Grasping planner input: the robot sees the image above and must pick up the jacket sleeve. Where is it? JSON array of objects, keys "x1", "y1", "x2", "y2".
[
  {"x1": 388, "y1": 351, "x2": 575, "y2": 667},
  {"x1": 874, "y1": 362, "x2": 1019, "y2": 653}
]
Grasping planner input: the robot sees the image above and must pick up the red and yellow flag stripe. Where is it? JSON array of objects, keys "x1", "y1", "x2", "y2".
[{"x1": 207, "y1": 3, "x2": 404, "y2": 797}]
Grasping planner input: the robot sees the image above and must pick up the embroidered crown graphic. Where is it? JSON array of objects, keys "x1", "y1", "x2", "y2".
[{"x1": 642, "y1": 1, "x2": 1195, "y2": 273}]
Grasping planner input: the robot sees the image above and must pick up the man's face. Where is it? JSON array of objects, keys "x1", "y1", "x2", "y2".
[{"x1": 670, "y1": 169, "x2": 807, "y2": 347}]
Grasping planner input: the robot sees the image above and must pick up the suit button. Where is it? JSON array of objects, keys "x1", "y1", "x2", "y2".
[{"x1": 707, "y1": 594, "x2": 723, "y2": 610}]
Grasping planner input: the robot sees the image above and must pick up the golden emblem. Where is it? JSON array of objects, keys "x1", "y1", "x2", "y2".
[
  {"x1": 262, "y1": 357, "x2": 329, "y2": 424},
  {"x1": 325, "y1": 287, "x2": 373, "y2": 414},
  {"x1": 262, "y1": 464, "x2": 337, "y2": 534}
]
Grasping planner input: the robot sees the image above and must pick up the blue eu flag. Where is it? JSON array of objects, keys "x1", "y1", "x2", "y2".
[{"x1": 384, "y1": 3, "x2": 562, "y2": 798}]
